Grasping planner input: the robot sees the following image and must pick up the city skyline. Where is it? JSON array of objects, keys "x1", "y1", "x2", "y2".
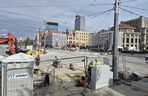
[{"x1": 0, "y1": 0, "x2": 147, "y2": 38}]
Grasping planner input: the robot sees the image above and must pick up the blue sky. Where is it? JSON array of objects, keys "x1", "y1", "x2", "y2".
[{"x1": 0, "y1": 0, "x2": 147, "y2": 38}]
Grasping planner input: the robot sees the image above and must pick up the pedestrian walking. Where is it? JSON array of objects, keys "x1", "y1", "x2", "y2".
[{"x1": 35, "y1": 55, "x2": 40, "y2": 66}]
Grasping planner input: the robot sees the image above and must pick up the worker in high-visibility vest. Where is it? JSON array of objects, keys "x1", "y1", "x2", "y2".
[
  {"x1": 95, "y1": 59, "x2": 102, "y2": 65},
  {"x1": 86, "y1": 61, "x2": 94, "y2": 83}
]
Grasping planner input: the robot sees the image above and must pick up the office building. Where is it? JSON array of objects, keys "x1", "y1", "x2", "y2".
[
  {"x1": 46, "y1": 22, "x2": 58, "y2": 33},
  {"x1": 75, "y1": 15, "x2": 85, "y2": 31}
]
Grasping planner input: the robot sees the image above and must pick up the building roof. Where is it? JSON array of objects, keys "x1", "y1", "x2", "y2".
[
  {"x1": 119, "y1": 22, "x2": 136, "y2": 29},
  {"x1": 109, "y1": 22, "x2": 136, "y2": 31}
]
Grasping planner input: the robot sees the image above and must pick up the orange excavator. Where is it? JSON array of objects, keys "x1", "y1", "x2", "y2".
[{"x1": 0, "y1": 33, "x2": 17, "y2": 55}]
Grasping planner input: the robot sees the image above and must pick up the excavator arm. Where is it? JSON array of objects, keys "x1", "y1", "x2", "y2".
[
  {"x1": 0, "y1": 33, "x2": 16, "y2": 55},
  {"x1": 7, "y1": 33, "x2": 16, "y2": 55},
  {"x1": 0, "y1": 38, "x2": 8, "y2": 44}
]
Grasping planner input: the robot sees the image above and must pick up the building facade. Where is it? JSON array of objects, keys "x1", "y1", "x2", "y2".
[
  {"x1": 92, "y1": 31, "x2": 140, "y2": 51},
  {"x1": 46, "y1": 22, "x2": 58, "y2": 33},
  {"x1": 75, "y1": 15, "x2": 85, "y2": 31},
  {"x1": 66, "y1": 30, "x2": 92, "y2": 47},
  {"x1": 122, "y1": 32, "x2": 140, "y2": 51},
  {"x1": 92, "y1": 22, "x2": 141, "y2": 51},
  {"x1": 122, "y1": 16, "x2": 148, "y2": 51},
  {"x1": 74, "y1": 30, "x2": 92, "y2": 47},
  {"x1": 66, "y1": 31, "x2": 75, "y2": 46},
  {"x1": 141, "y1": 28, "x2": 148, "y2": 50},
  {"x1": 45, "y1": 32, "x2": 66, "y2": 47},
  {"x1": 123, "y1": 16, "x2": 148, "y2": 29}
]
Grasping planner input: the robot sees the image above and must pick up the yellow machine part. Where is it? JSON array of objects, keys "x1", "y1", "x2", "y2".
[
  {"x1": 26, "y1": 50, "x2": 33, "y2": 55},
  {"x1": 35, "y1": 50, "x2": 42, "y2": 56}
]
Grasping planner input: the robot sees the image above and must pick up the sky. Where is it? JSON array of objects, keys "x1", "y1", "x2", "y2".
[{"x1": 0, "y1": 0, "x2": 147, "y2": 38}]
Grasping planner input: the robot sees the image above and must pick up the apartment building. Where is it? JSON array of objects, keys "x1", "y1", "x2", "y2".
[
  {"x1": 67, "y1": 30, "x2": 92, "y2": 47},
  {"x1": 74, "y1": 31, "x2": 92, "y2": 47}
]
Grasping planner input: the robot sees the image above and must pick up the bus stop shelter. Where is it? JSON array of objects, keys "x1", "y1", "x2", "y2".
[{"x1": 1, "y1": 53, "x2": 34, "y2": 96}]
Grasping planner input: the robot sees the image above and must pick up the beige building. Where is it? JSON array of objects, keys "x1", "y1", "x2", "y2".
[
  {"x1": 74, "y1": 31, "x2": 92, "y2": 46},
  {"x1": 66, "y1": 30, "x2": 92, "y2": 47},
  {"x1": 66, "y1": 32, "x2": 75, "y2": 46}
]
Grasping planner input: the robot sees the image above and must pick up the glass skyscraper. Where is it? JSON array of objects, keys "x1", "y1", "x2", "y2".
[{"x1": 75, "y1": 15, "x2": 85, "y2": 31}]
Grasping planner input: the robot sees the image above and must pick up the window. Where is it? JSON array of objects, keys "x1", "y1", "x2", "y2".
[
  {"x1": 126, "y1": 38, "x2": 129, "y2": 43},
  {"x1": 135, "y1": 45, "x2": 137, "y2": 49},
  {"x1": 69, "y1": 37, "x2": 72, "y2": 40},
  {"x1": 135, "y1": 38, "x2": 137, "y2": 43},
  {"x1": 131, "y1": 38, "x2": 133, "y2": 43}
]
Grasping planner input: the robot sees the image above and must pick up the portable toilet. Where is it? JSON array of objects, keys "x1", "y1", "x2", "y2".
[{"x1": 1, "y1": 53, "x2": 34, "y2": 96}]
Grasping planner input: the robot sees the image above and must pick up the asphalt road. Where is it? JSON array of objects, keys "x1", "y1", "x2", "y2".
[{"x1": 118, "y1": 53, "x2": 148, "y2": 76}]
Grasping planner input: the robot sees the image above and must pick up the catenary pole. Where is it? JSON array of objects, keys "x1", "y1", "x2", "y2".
[
  {"x1": 43, "y1": 18, "x2": 47, "y2": 53},
  {"x1": 112, "y1": 0, "x2": 119, "y2": 82}
]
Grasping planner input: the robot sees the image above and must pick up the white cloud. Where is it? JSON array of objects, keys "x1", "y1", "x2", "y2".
[{"x1": 0, "y1": 0, "x2": 147, "y2": 37}]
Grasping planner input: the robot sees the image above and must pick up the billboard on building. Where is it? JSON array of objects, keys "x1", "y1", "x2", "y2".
[{"x1": 46, "y1": 22, "x2": 58, "y2": 30}]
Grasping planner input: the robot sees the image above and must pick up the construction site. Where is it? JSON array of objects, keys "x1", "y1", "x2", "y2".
[
  {"x1": 0, "y1": 0, "x2": 148, "y2": 95},
  {"x1": 0, "y1": 45, "x2": 148, "y2": 96}
]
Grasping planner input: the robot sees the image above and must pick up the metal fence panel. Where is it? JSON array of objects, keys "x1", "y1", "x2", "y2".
[{"x1": 2, "y1": 62, "x2": 33, "y2": 96}]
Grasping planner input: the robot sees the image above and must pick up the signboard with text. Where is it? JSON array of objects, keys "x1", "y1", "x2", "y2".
[{"x1": 8, "y1": 73, "x2": 28, "y2": 80}]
